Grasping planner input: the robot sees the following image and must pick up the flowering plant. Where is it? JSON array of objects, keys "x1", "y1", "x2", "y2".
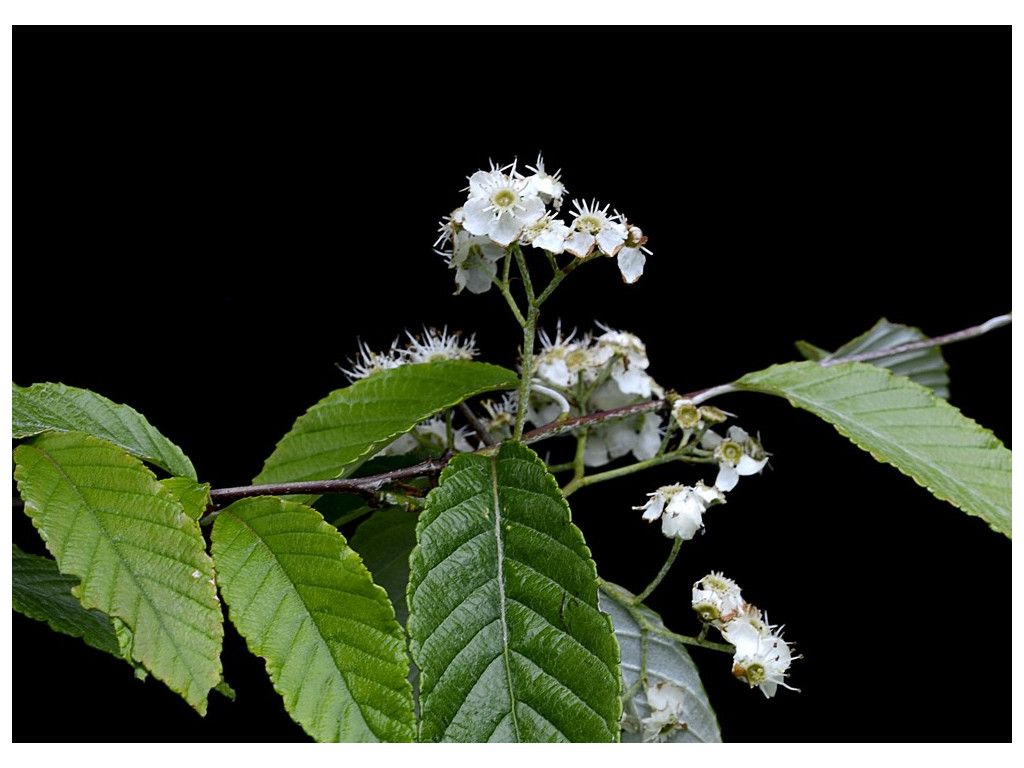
[{"x1": 12, "y1": 156, "x2": 1011, "y2": 743}]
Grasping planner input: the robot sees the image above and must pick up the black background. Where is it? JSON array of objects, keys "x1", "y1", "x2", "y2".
[{"x1": 12, "y1": 35, "x2": 1010, "y2": 742}]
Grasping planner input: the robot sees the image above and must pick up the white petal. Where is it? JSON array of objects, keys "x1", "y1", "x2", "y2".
[
  {"x1": 489, "y1": 212, "x2": 522, "y2": 247},
  {"x1": 462, "y1": 197, "x2": 494, "y2": 236},
  {"x1": 563, "y1": 230, "x2": 595, "y2": 258},
  {"x1": 700, "y1": 430, "x2": 723, "y2": 449},
  {"x1": 617, "y1": 247, "x2": 646, "y2": 283},
  {"x1": 736, "y1": 454, "x2": 768, "y2": 477},
  {"x1": 516, "y1": 194, "x2": 546, "y2": 225},
  {"x1": 596, "y1": 226, "x2": 626, "y2": 257},
  {"x1": 715, "y1": 463, "x2": 740, "y2": 492},
  {"x1": 612, "y1": 364, "x2": 654, "y2": 397},
  {"x1": 532, "y1": 226, "x2": 568, "y2": 253}
]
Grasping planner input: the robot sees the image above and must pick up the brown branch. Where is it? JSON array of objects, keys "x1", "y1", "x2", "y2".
[{"x1": 207, "y1": 457, "x2": 447, "y2": 506}]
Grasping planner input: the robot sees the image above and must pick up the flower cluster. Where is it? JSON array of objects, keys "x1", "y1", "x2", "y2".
[
  {"x1": 692, "y1": 572, "x2": 800, "y2": 698},
  {"x1": 635, "y1": 482, "x2": 724, "y2": 540},
  {"x1": 338, "y1": 326, "x2": 478, "y2": 382},
  {"x1": 338, "y1": 328, "x2": 481, "y2": 459},
  {"x1": 638, "y1": 681, "x2": 690, "y2": 742},
  {"x1": 435, "y1": 155, "x2": 651, "y2": 293},
  {"x1": 637, "y1": 403, "x2": 768, "y2": 541},
  {"x1": 528, "y1": 323, "x2": 664, "y2": 467}
]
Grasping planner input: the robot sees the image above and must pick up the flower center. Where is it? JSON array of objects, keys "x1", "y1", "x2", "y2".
[
  {"x1": 745, "y1": 664, "x2": 766, "y2": 684},
  {"x1": 577, "y1": 214, "x2": 604, "y2": 234},
  {"x1": 674, "y1": 402, "x2": 701, "y2": 429},
  {"x1": 491, "y1": 188, "x2": 517, "y2": 211},
  {"x1": 719, "y1": 440, "x2": 745, "y2": 466}
]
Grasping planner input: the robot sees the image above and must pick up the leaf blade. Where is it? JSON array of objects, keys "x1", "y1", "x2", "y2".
[
  {"x1": 599, "y1": 582, "x2": 720, "y2": 743},
  {"x1": 797, "y1": 318, "x2": 950, "y2": 398},
  {"x1": 12, "y1": 544, "x2": 121, "y2": 658},
  {"x1": 210, "y1": 496, "x2": 415, "y2": 743},
  {"x1": 12, "y1": 382, "x2": 197, "y2": 479},
  {"x1": 13, "y1": 432, "x2": 223, "y2": 712},
  {"x1": 735, "y1": 361, "x2": 1011, "y2": 536},
  {"x1": 407, "y1": 441, "x2": 621, "y2": 742},
  {"x1": 254, "y1": 361, "x2": 518, "y2": 488}
]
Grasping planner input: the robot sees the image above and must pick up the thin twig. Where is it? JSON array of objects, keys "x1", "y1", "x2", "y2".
[
  {"x1": 820, "y1": 313, "x2": 1011, "y2": 367},
  {"x1": 207, "y1": 457, "x2": 446, "y2": 505}
]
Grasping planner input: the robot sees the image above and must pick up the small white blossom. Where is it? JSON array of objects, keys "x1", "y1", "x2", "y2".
[
  {"x1": 444, "y1": 230, "x2": 506, "y2": 295},
  {"x1": 635, "y1": 481, "x2": 724, "y2": 540},
  {"x1": 533, "y1": 326, "x2": 595, "y2": 389},
  {"x1": 463, "y1": 162, "x2": 546, "y2": 247},
  {"x1": 593, "y1": 326, "x2": 657, "y2": 398},
  {"x1": 520, "y1": 153, "x2": 567, "y2": 209},
  {"x1": 723, "y1": 619, "x2": 799, "y2": 698},
  {"x1": 701, "y1": 425, "x2": 768, "y2": 492},
  {"x1": 614, "y1": 222, "x2": 652, "y2": 283},
  {"x1": 521, "y1": 215, "x2": 571, "y2": 254},
  {"x1": 639, "y1": 681, "x2": 689, "y2": 742},
  {"x1": 403, "y1": 326, "x2": 477, "y2": 363},
  {"x1": 376, "y1": 416, "x2": 474, "y2": 457},
  {"x1": 563, "y1": 199, "x2": 628, "y2": 258},
  {"x1": 691, "y1": 571, "x2": 746, "y2": 625},
  {"x1": 478, "y1": 393, "x2": 518, "y2": 443},
  {"x1": 338, "y1": 338, "x2": 406, "y2": 381}
]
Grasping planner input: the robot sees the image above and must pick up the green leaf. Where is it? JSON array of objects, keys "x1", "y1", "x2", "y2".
[
  {"x1": 12, "y1": 544, "x2": 121, "y2": 658},
  {"x1": 599, "y1": 582, "x2": 720, "y2": 743},
  {"x1": 254, "y1": 361, "x2": 518, "y2": 493},
  {"x1": 407, "y1": 441, "x2": 622, "y2": 743},
  {"x1": 160, "y1": 477, "x2": 211, "y2": 521},
  {"x1": 796, "y1": 318, "x2": 950, "y2": 398},
  {"x1": 210, "y1": 496, "x2": 415, "y2": 743},
  {"x1": 350, "y1": 507, "x2": 420, "y2": 629},
  {"x1": 735, "y1": 361, "x2": 1011, "y2": 536},
  {"x1": 12, "y1": 382, "x2": 197, "y2": 479},
  {"x1": 13, "y1": 432, "x2": 223, "y2": 712}
]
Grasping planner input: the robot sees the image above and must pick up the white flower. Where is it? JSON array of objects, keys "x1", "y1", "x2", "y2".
[
  {"x1": 463, "y1": 162, "x2": 546, "y2": 247},
  {"x1": 533, "y1": 326, "x2": 595, "y2": 390},
  {"x1": 583, "y1": 379, "x2": 664, "y2": 467},
  {"x1": 563, "y1": 199, "x2": 628, "y2": 258},
  {"x1": 635, "y1": 481, "x2": 725, "y2": 540},
  {"x1": 639, "y1": 681, "x2": 689, "y2": 742},
  {"x1": 442, "y1": 230, "x2": 507, "y2": 295},
  {"x1": 691, "y1": 571, "x2": 745, "y2": 625},
  {"x1": 433, "y1": 207, "x2": 464, "y2": 251},
  {"x1": 614, "y1": 222, "x2": 651, "y2": 283},
  {"x1": 479, "y1": 393, "x2": 518, "y2": 443},
  {"x1": 521, "y1": 153, "x2": 567, "y2": 209},
  {"x1": 701, "y1": 425, "x2": 768, "y2": 492},
  {"x1": 593, "y1": 326, "x2": 658, "y2": 398},
  {"x1": 403, "y1": 326, "x2": 477, "y2": 363},
  {"x1": 376, "y1": 416, "x2": 474, "y2": 457},
  {"x1": 338, "y1": 338, "x2": 405, "y2": 381},
  {"x1": 521, "y1": 215, "x2": 571, "y2": 254},
  {"x1": 723, "y1": 619, "x2": 799, "y2": 698}
]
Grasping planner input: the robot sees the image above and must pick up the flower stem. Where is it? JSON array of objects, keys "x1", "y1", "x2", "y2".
[
  {"x1": 561, "y1": 447, "x2": 714, "y2": 498},
  {"x1": 634, "y1": 537, "x2": 683, "y2": 604}
]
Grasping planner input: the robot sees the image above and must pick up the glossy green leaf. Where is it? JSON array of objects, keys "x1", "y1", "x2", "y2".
[
  {"x1": 12, "y1": 382, "x2": 196, "y2": 479},
  {"x1": 12, "y1": 544, "x2": 121, "y2": 658},
  {"x1": 254, "y1": 361, "x2": 518, "y2": 492},
  {"x1": 796, "y1": 318, "x2": 950, "y2": 398},
  {"x1": 349, "y1": 507, "x2": 419, "y2": 629},
  {"x1": 735, "y1": 361, "x2": 1011, "y2": 536},
  {"x1": 210, "y1": 496, "x2": 415, "y2": 742},
  {"x1": 599, "y1": 582, "x2": 720, "y2": 743},
  {"x1": 407, "y1": 441, "x2": 621, "y2": 743},
  {"x1": 13, "y1": 432, "x2": 223, "y2": 712}
]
